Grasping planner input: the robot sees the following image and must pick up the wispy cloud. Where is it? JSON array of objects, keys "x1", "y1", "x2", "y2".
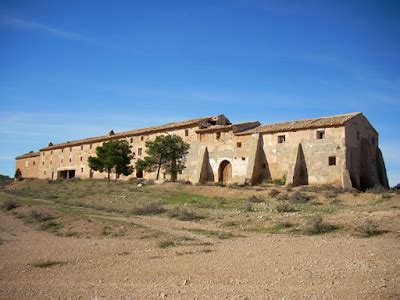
[{"x1": 0, "y1": 15, "x2": 94, "y2": 43}]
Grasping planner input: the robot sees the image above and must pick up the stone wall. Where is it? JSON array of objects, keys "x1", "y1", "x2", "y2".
[{"x1": 15, "y1": 155, "x2": 40, "y2": 179}]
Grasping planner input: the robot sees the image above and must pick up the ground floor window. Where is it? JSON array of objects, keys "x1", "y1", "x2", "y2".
[{"x1": 329, "y1": 156, "x2": 336, "y2": 166}]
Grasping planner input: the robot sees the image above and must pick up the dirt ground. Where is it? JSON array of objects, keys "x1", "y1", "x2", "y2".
[{"x1": 0, "y1": 179, "x2": 399, "y2": 298}]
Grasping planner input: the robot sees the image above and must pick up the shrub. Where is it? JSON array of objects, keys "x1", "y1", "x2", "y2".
[
  {"x1": 354, "y1": 220, "x2": 387, "y2": 237},
  {"x1": 289, "y1": 191, "x2": 312, "y2": 204},
  {"x1": 1, "y1": 200, "x2": 19, "y2": 211},
  {"x1": 32, "y1": 261, "x2": 65, "y2": 268},
  {"x1": 275, "y1": 202, "x2": 296, "y2": 213},
  {"x1": 168, "y1": 206, "x2": 204, "y2": 221},
  {"x1": 248, "y1": 195, "x2": 265, "y2": 203},
  {"x1": 268, "y1": 189, "x2": 281, "y2": 198},
  {"x1": 276, "y1": 192, "x2": 289, "y2": 201},
  {"x1": 273, "y1": 176, "x2": 286, "y2": 186},
  {"x1": 243, "y1": 201, "x2": 254, "y2": 212},
  {"x1": 132, "y1": 201, "x2": 166, "y2": 215},
  {"x1": 285, "y1": 184, "x2": 293, "y2": 192},
  {"x1": 381, "y1": 193, "x2": 392, "y2": 200},
  {"x1": 29, "y1": 210, "x2": 54, "y2": 222},
  {"x1": 159, "y1": 240, "x2": 176, "y2": 248},
  {"x1": 303, "y1": 216, "x2": 339, "y2": 235},
  {"x1": 324, "y1": 190, "x2": 338, "y2": 198},
  {"x1": 367, "y1": 185, "x2": 387, "y2": 194}
]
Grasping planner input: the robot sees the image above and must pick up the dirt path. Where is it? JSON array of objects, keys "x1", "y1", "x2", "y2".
[{"x1": 1, "y1": 213, "x2": 399, "y2": 299}]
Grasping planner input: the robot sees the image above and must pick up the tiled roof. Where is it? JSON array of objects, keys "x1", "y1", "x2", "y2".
[
  {"x1": 237, "y1": 112, "x2": 362, "y2": 135},
  {"x1": 15, "y1": 151, "x2": 40, "y2": 159},
  {"x1": 40, "y1": 115, "x2": 222, "y2": 151},
  {"x1": 196, "y1": 121, "x2": 261, "y2": 133}
]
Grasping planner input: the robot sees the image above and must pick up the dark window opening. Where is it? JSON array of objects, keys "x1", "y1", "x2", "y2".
[
  {"x1": 236, "y1": 142, "x2": 242, "y2": 148},
  {"x1": 90, "y1": 144, "x2": 92, "y2": 149},
  {"x1": 42, "y1": 161, "x2": 44, "y2": 166},
  {"x1": 329, "y1": 156, "x2": 336, "y2": 166},
  {"x1": 241, "y1": 157, "x2": 246, "y2": 161},
  {"x1": 278, "y1": 135, "x2": 286, "y2": 143},
  {"x1": 216, "y1": 132, "x2": 221, "y2": 140},
  {"x1": 61, "y1": 148, "x2": 64, "y2": 153},
  {"x1": 33, "y1": 161, "x2": 36, "y2": 166},
  {"x1": 51, "y1": 151, "x2": 53, "y2": 155},
  {"x1": 50, "y1": 160, "x2": 52, "y2": 165},
  {"x1": 316, "y1": 130, "x2": 325, "y2": 139},
  {"x1": 70, "y1": 147, "x2": 72, "y2": 152},
  {"x1": 80, "y1": 156, "x2": 83, "y2": 161},
  {"x1": 262, "y1": 163, "x2": 266, "y2": 169},
  {"x1": 185, "y1": 129, "x2": 189, "y2": 137},
  {"x1": 81, "y1": 168, "x2": 84, "y2": 173},
  {"x1": 141, "y1": 136, "x2": 144, "y2": 141},
  {"x1": 69, "y1": 158, "x2": 72, "y2": 163},
  {"x1": 138, "y1": 148, "x2": 142, "y2": 156},
  {"x1": 81, "y1": 145, "x2": 83, "y2": 150},
  {"x1": 130, "y1": 137, "x2": 133, "y2": 143},
  {"x1": 136, "y1": 169, "x2": 143, "y2": 178},
  {"x1": 90, "y1": 170, "x2": 93, "y2": 178}
]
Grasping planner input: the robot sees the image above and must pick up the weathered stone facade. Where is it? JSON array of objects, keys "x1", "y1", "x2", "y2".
[{"x1": 15, "y1": 113, "x2": 389, "y2": 189}]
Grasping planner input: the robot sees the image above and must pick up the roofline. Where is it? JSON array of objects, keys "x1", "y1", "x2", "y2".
[
  {"x1": 15, "y1": 152, "x2": 40, "y2": 160},
  {"x1": 236, "y1": 112, "x2": 362, "y2": 136},
  {"x1": 39, "y1": 115, "x2": 219, "y2": 151},
  {"x1": 195, "y1": 121, "x2": 261, "y2": 133}
]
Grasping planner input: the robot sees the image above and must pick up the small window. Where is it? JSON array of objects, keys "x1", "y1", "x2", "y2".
[
  {"x1": 316, "y1": 130, "x2": 325, "y2": 140},
  {"x1": 61, "y1": 148, "x2": 64, "y2": 153},
  {"x1": 130, "y1": 137, "x2": 133, "y2": 143},
  {"x1": 141, "y1": 136, "x2": 144, "y2": 141},
  {"x1": 178, "y1": 170, "x2": 182, "y2": 174},
  {"x1": 329, "y1": 156, "x2": 336, "y2": 166},
  {"x1": 185, "y1": 129, "x2": 189, "y2": 137},
  {"x1": 241, "y1": 157, "x2": 246, "y2": 161},
  {"x1": 81, "y1": 168, "x2": 84, "y2": 173},
  {"x1": 42, "y1": 161, "x2": 44, "y2": 166},
  {"x1": 51, "y1": 150, "x2": 53, "y2": 155},
  {"x1": 278, "y1": 135, "x2": 286, "y2": 143},
  {"x1": 44, "y1": 170, "x2": 46, "y2": 175},
  {"x1": 262, "y1": 163, "x2": 266, "y2": 169},
  {"x1": 70, "y1": 147, "x2": 72, "y2": 152},
  {"x1": 42, "y1": 152, "x2": 45, "y2": 156},
  {"x1": 236, "y1": 142, "x2": 242, "y2": 148},
  {"x1": 50, "y1": 160, "x2": 52, "y2": 165},
  {"x1": 138, "y1": 148, "x2": 142, "y2": 156},
  {"x1": 90, "y1": 144, "x2": 92, "y2": 149},
  {"x1": 33, "y1": 161, "x2": 36, "y2": 166},
  {"x1": 80, "y1": 156, "x2": 83, "y2": 161},
  {"x1": 356, "y1": 131, "x2": 360, "y2": 140},
  {"x1": 69, "y1": 158, "x2": 72, "y2": 163},
  {"x1": 216, "y1": 132, "x2": 221, "y2": 140},
  {"x1": 81, "y1": 145, "x2": 83, "y2": 150}
]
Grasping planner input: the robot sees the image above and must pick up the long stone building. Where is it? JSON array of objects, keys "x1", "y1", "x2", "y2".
[{"x1": 15, "y1": 112, "x2": 389, "y2": 189}]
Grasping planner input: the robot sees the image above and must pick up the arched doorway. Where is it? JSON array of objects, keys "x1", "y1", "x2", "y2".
[{"x1": 218, "y1": 160, "x2": 232, "y2": 184}]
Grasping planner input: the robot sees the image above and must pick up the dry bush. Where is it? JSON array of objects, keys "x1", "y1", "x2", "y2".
[
  {"x1": 29, "y1": 210, "x2": 54, "y2": 222},
  {"x1": 243, "y1": 201, "x2": 254, "y2": 212},
  {"x1": 303, "y1": 216, "x2": 339, "y2": 235},
  {"x1": 289, "y1": 191, "x2": 313, "y2": 204},
  {"x1": 268, "y1": 189, "x2": 281, "y2": 198},
  {"x1": 248, "y1": 195, "x2": 265, "y2": 203},
  {"x1": 285, "y1": 184, "x2": 293, "y2": 192},
  {"x1": 133, "y1": 201, "x2": 166, "y2": 215},
  {"x1": 276, "y1": 192, "x2": 289, "y2": 201},
  {"x1": 275, "y1": 201, "x2": 296, "y2": 213},
  {"x1": 354, "y1": 220, "x2": 387, "y2": 237},
  {"x1": 168, "y1": 206, "x2": 204, "y2": 221},
  {"x1": 1, "y1": 200, "x2": 19, "y2": 211},
  {"x1": 367, "y1": 185, "x2": 387, "y2": 194}
]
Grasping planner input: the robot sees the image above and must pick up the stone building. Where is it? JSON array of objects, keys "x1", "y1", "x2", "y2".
[{"x1": 15, "y1": 112, "x2": 388, "y2": 190}]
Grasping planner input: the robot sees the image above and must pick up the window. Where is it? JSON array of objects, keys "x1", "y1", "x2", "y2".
[
  {"x1": 356, "y1": 131, "x2": 360, "y2": 140},
  {"x1": 50, "y1": 160, "x2": 52, "y2": 165},
  {"x1": 130, "y1": 137, "x2": 133, "y2": 143},
  {"x1": 33, "y1": 161, "x2": 36, "y2": 166},
  {"x1": 316, "y1": 130, "x2": 325, "y2": 139},
  {"x1": 70, "y1": 147, "x2": 72, "y2": 152},
  {"x1": 216, "y1": 132, "x2": 221, "y2": 140},
  {"x1": 185, "y1": 129, "x2": 189, "y2": 137},
  {"x1": 81, "y1": 145, "x2": 83, "y2": 150},
  {"x1": 44, "y1": 171, "x2": 46, "y2": 175},
  {"x1": 42, "y1": 152, "x2": 45, "y2": 156},
  {"x1": 81, "y1": 168, "x2": 84, "y2": 173},
  {"x1": 42, "y1": 161, "x2": 44, "y2": 166},
  {"x1": 236, "y1": 142, "x2": 242, "y2": 148},
  {"x1": 262, "y1": 163, "x2": 266, "y2": 169},
  {"x1": 329, "y1": 156, "x2": 336, "y2": 166},
  {"x1": 138, "y1": 148, "x2": 142, "y2": 156},
  {"x1": 69, "y1": 158, "x2": 72, "y2": 163},
  {"x1": 61, "y1": 148, "x2": 64, "y2": 153},
  {"x1": 141, "y1": 136, "x2": 144, "y2": 141},
  {"x1": 90, "y1": 144, "x2": 92, "y2": 149},
  {"x1": 278, "y1": 135, "x2": 286, "y2": 143},
  {"x1": 80, "y1": 156, "x2": 83, "y2": 161},
  {"x1": 51, "y1": 150, "x2": 53, "y2": 155},
  {"x1": 241, "y1": 157, "x2": 246, "y2": 161}
]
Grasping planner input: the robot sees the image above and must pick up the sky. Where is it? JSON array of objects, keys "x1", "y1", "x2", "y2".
[{"x1": 0, "y1": 0, "x2": 399, "y2": 185}]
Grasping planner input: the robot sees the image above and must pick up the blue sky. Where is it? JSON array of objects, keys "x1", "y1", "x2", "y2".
[{"x1": 0, "y1": 0, "x2": 399, "y2": 185}]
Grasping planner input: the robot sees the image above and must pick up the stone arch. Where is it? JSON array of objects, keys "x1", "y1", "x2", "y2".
[{"x1": 218, "y1": 160, "x2": 232, "y2": 184}]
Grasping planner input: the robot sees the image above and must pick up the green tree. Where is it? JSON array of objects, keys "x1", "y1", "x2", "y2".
[
  {"x1": 14, "y1": 168, "x2": 22, "y2": 181},
  {"x1": 135, "y1": 135, "x2": 190, "y2": 181},
  {"x1": 88, "y1": 140, "x2": 133, "y2": 181}
]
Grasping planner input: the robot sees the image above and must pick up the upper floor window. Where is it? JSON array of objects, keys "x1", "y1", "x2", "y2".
[
  {"x1": 316, "y1": 130, "x2": 325, "y2": 139},
  {"x1": 141, "y1": 136, "x2": 144, "y2": 141},
  {"x1": 328, "y1": 156, "x2": 336, "y2": 166},
  {"x1": 33, "y1": 161, "x2": 36, "y2": 166},
  {"x1": 236, "y1": 142, "x2": 242, "y2": 148},
  {"x1": 185, "y1": 129, "x2": 189, "y2": 137},
  {"x1": 216, "y1": 132, "x2": 221, "y2": 140},
  {"x1": 81, "y1": 145, "x2": 83, "y2": 150},
  {"x1": 138, "y1": 148, "x2": 142, "y2": 156},
  {"x1": 90, "y1": 144, "x2": 92, "y2": 149},
  {"x1": 130, "y1": 137, "x2": 133, "y2": 143},
  {"x1": 70, "y1": 147, "x2": 72, "y2": 152},
  {"x1": 278, "y1": 135, "x2": 286, "y2": 143}
]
